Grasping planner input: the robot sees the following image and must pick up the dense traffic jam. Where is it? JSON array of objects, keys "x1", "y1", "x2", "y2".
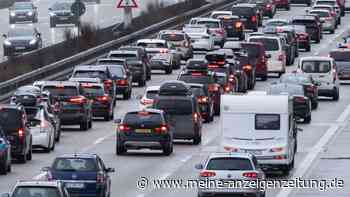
[{"x1": 1, "y1": 0, "x2": 349, "y2": 196}]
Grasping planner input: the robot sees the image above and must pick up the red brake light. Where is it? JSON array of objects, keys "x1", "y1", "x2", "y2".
[
  {"x1": 96, "y1": 95, "x2": 109, "y2": 102},
  {"x1": 18, "y1": 128, "x2": 24, "y2": 138},
  {"x1": 193, "y1": 112, "x2": 199, "y2": 122},
  {"x1": 191, "y1": 72, "x2": 203, "y2": 76},
  {"x1": 208, "y1": 64, "x2": 219, "y2": 68},
  {"x1": 97, "y1": 172, "x2": 104, "y2": 184},
  {"x1": 278, "y1": 53, "x2": 285, "y2": 61},
  {"x1": 306, "y1": 85, "x2": 316, "y2": 93},
  {"x1": 294, "y1": 96, "x2": 305, "y2": 103},
  {"x1": 224, "y1": 85, "x2": 231, "y2": 92},
  {"x1": 197, "y1": 96, "x2": 208, "y2": 104},
  {"x1": 235, "y1": 22, "x2": 242, "y2": 29},
  {"x1": 69, "y1": 96, "x2": 86, "y2": 104},
  {"x1": 266, "y1": 4, "x2": 272, "y2": 8},
  {"x1": 251, "y1": 15, "x2": 257, "y2": 22},
  {"x1": 208, "y1": 84, "x2": 219, "y2": 92},
  {"x1": 118, "y1": 124, "x2": 130, "y2": 132},
  {"x1": 140, "y1": 98, "x2": 153, "y2": 105},
  {"x1": 155, "y1": 124, "x2": 168, "y2": 134},
  {"x1": 104, "y1": 79, "x2": 113, "y2": 88},
  {"x1": 331, "y1": 11, "x2": 336, "y2": 17},
  {"x1": 200, "y1": 171, "x2": 216, "y2": 177},
  {"x1": 116, "y1": 79, "x2": 128, "y2": 86},
  {"x1": 243, "y1": 64, "x2": 252, "y2": 71},
  {"x1": 242, "y1": 172, "x2": 257, "y2": 179}
]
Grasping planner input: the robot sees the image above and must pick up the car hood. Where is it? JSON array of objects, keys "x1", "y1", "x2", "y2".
[
  {"x1": 12, "y1": 9, "x2": 33, "y2": 13},
  {"x1": 7, "y1": 36, "x2": 34, "y2": 42}
]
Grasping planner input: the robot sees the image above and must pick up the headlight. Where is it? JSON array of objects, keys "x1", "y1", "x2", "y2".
[
  {"x1": 10, "y1": 12, "x2": 16, "y2": 17},
  {"x1": 4, "y1": 40, "x2": 11, "y2": 46},
  {"x1": 27, "y1": 11, "x2": 33, "y2": 16},
  {"x1": 29, "y1": 39, "x2": 36, "y2": 45},
  {"x1": 49, "y1": 12, "x2": 56, "y2": 16}
]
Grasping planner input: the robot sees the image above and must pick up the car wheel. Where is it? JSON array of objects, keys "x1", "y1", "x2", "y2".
[
  {"x1": 50, "y1": 21, "x2": 56, "y2": 28},
  {"x1": 286, "y1": 4, "x2": 290, "y2": 10},
  {"x1": 44, "y1": 139, "x2": 51, "y2": 153},
  {"x1": 80, "y1": 120, "x2": 89, "y2": 131},
  {"x1": 138, "y1": 78, "x2": 146, "y2": 87},
  {"x1": 18, "y1": 153, "x2": 27, "y2": 164},
  {"x1": 104, "y1": 113, "x2": 111, "y2": 121},
  {"x1": 163, "y1": 142, "x2": 173, "y2": 156},
  {"x1": 0, "y1": 161, "x2": 7, "y2": 175},
  {"x1": 306, "y1": 44, "x2": 311, "y2": 52},
  {"x1": 330, "y1": 29, "x2": 335, "y2": 34},
  {"x1": 315, "y1": 36, "x2": 321, "y2": 43},
  {"x1": 304, "y1": 114, "x2": 311, "y2": 123},
  {"x1": 26, "y1": 143, "x2": 32, "y2": 161},
  {"x1": 193, "y1": 134, "x2": 201, "y2": 145},
  {"x1": 55, "y1": 124, "x2": 61, "y2": 142},
  {"x1": 165, "y1": 67, "x2": 172, "y2": 74},
  {"x1": 7, "y1": 161, "x2": 11, "y2": 172},
  {"x1": 88, "y1": 118, "x2": 93, "y2": 129},
  {"x1": 116, "y1": 140, "x2": 126, "y2": 155},
  {"x1": 261, "y1": 75, "x2": 268, "y2": 81},
  {"x1": 51, "y1": 139, "x2": 55, "y2": 151},
  {"x1": 312, "y1": 100, "x2": 318, "y2": 109},
  {"x1": 333, "y1": 88, "x2": 339, "y2": 101}
]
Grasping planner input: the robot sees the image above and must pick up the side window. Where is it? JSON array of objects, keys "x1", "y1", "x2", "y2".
[{"x1": 97, "y1": 157, "x2": 106, "y2": 170}]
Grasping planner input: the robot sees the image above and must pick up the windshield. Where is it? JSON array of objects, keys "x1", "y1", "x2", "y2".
[
  {"x1": 0, "y1": 108, "x2": 22, "y2": 132},
  {"x1": 73, "y1": 70, "x2": 107, "y2": 79},
  {"x1": 161, "y1": 34, "x2": 185, "y2": 42},
  {"x1": 266, "y1": 21, "x2": 289, "y2": 27},
  {"x1": 329, "y1": 51, "x2": 350, "y2": 61},
  {"x1": 249, "y1": 38, "x2": 279, "y2": 51},
  {"x1": 231, "y1": 7, "x2": 255, "y2": 16},
  {"x1": 108, "y1": 53, "x2": 138, "y2": 60},
  {"x1": 52, "y1": 158, "x2": 97, "y2": 171},
  {"x1": 269, "y1": 84, "x2": 304, "y2": 95},
  {"x1": 197, "y1": 21, "x2": 220, "y2": 28},
  {"x1": 24, "y1": 107, "x2": 42, "y2": 121},
  {"x1": 309, "y1": 11, "x2": 329, "y2": 17},
  {"x1": 13, "y1": 187, "x2": 60, "y2": 197},
  {"x1": 107, "y1": 66, "x2": 124, "y2": 78},
  {"x1": 206, "y1": 158, "x2": 253, "y2": 171},
  {"x1": 124, "y1": 112, "x2": 162, "y2": 127},
  {"x1": 43, "y1": 86, "x2": 78, "y2": 97},
  {"x1": 292, "y1": 19, "x2": 317, "y2": 27},
  {"x1": 154, "y1": 99, "x2": 193, "y2": 115},
  {"x1": 280, "y1": 75, "x2": 310, "y2": 84},
  {"x1": 81, "y1": 86, "x2": 105, "y2": 97},
  {"x1": 8, "y1": 29, "x2": 34, "y2": 37},
  {"x1": 316, "y1": 1, "x2": 336, "y2": 6},
  {"x1": 13, "y1": 3, "x2": 32, "y2": 10},
  {"x1": 51, "y1": 2, "x2": 71, "y2": 10},
  {"x1": 301, "y1": 61, "x2": 331, "y2": 73},
  {"x1": 255, "y1": 114, "x2": 280, "y2": 130}
]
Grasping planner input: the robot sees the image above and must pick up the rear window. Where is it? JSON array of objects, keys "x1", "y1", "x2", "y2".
[
  {"x1": 137, "y1": 42, "x2": 166, "y2": 48},
  {"x1": 197, "y1": 21, "x2": 220, "y2": 28},
  {"x1": 146, "y1": 90, "x2": 159, "y2": 99},
  {"x1": 155, "y1": 99, "x2": 193, "y2": 115},
  {"x1": 329, "y1": 51, "x2": 350, "y2": 61},
  {"x1": 206, "y1": 158, "x2": 253, "y2": 171},
  {"x1": 13, "y1": 187, "x2": 60, "y2": 197},
  {"x1": 190, "y1": 87, "x2": 206, "y2": 97},
  {"x1": 309, "y1": 11, "x2": 329, "y2": 17},
  {"x1": 249, "y1": 38, "x2": 279, "y2": 51},
  {"x1": 0, "y1": 108, "x2": 22, "y2": 131},
  {"x1": 124, "y1": 112, "x2": 163, "y2": 127},
  {"x1": 43, "y1": 86, "x2": 78, "y2": 97},
  {"x1": 108, "y1": 66, "x2": 124, "y2": 78},
  {"x1": 255, "y1": 114, "x2": 280, "y2": 130},
  {"x1": 292, "y1": 19, "x2": 317, "y2": 27},
  {"x1": 52, "y1": 158, "x2": 97, "y2": 172},
  {"x1": 183, "y1": 27, "x2": 207, "y2": 34},
  {"x1": 73, "y1": 71, "x2": 107, "y2": 80},
  {"x1": 24, "y1": 107, "x2": 41, "y2": 120},
  {"x1": 301, "y1": 61, "x2": 331, "y2": 73},
  {"x1": 215, "y1": 75, "x2": 227, "y2": 86},
  {"x1": 231, "y1": 7, "x2": 255, "y2": 16},
  {"x1": 242, "y1": 44, "x2": 262, "y2": 58},
  {"x1": 161, "y1": 34, "x2": 185, "y2": 42},
  {"x1": 179, "y1": 75, "x2": 214, "y2": 84},
  {"x1": 81, "y1": 85, "x2": 105, "y2": 96},
  {"x1": 108, "y1": 53, "x2": 138, "y2": 60}
]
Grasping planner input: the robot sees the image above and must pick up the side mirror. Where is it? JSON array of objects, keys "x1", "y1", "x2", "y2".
[
  {"x1": 265, "y1": 54, "x2": 271, "y2": 58},
  {"x1": 1, "y1": 193, "x2": 10, "y2": 197},
  {"x1": 41, "y1": 166, "x2": 51, "y2": 172},
  {"x1": 2, "y1": 34, "x2": 7, "y2": 39},
  {"x1": 48, "y1": 8, "x2": 52, "y2": 11},
  {"x1": 37, "y1": 33, "x2": 41, "y2": 37},
  {"x1": 195, "y1": 164, "x2": 204, "y2": 170},
  {"x1": 106, "y1": 167, "x2": 115, "y2": 173},
  {"x1": 114, "y1": 119, "x2": 121, "y2": 124}
]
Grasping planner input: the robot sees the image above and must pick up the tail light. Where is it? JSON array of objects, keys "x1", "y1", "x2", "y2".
[
  {"x1": 243, "y1": 64, "x2": 252, "y2": 71},
  {"x1": 199, "y1": 171, "x2": 216, "y2": 177},
  {"x1": 224, "y1": 85, "x2": 231, "y2": 92},
  {"x1": 197, "y1": 96, "x2": 208, "y2": 103},
  {"x1": 306, "y1": 85, "x2": 316, "y2": 93},
  {"x1": 224, "y1": 146, "x2": 238, "y2": 152},
  {"x1": 208, "y1": 84, "x2": 219, "y2": 92},
  {"x1": 155, "y1": 125, "x2": 168, "y2": 134},
  {"x1": 235, "y1": 22, "x2": 242, "y2": 29},
  {"x1": 193, "y1": 112, "x2": 199, "y2": 122},
  {"x1": 214, "y1": 29, "x2": 225, "y2": 36},
  {"x1": 208, "y1": 64, "x2": 219, "y2": 68},
  {"x1": 69, "y1": 96, "x2": 86, "y2": 104},
  {"x1": 266, "y1": 4, "x2": 272, "y2": 9},
  {"x1": 294, "y1": 96, "x2": 306, "y2": 103},
  {"x1": 96, "y1": 95, "x2": 109, "y2": 102},
  {"x1": 229, "y1": 74, "x2": 235, "y2": 82},
  {"x1": 278, "y1": 53, "x2": 285, "y2": 61},
  {"x1": 183, "y1": 42, "x2": 189, "y2": 48},
  {"x1": 118, "y1": 124, "x2": 130, "y2": 132},
  {"x1": 330, "y1": 11, "x2": 336, "y2": 17},
  {"x1": 251, "y1": 15, "x2": 257, "y2": 22},
  {"x1": 18, "y1": 128, "x2": 24, "y2": 138},
  {"x1": 97, "y1": 172, "x2": 104, "y2": 184},
  {"x1": 298, "y1": 33, "x2": 308, "y2": 40},
  {"x1": 332, "y1": 69, "x2": 337, "y2": 82},
  {"x1": 140, "y1": 98, "x2": 153, "y2": 105},
  {"x1": 116, "y1": 79, "x2": 128, "y2": 86},
  {"x1": 242, "y1": 172, "x2": 257, "y2": 179}
]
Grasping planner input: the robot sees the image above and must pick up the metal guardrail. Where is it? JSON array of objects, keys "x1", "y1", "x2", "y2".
[{"x1": 0, "y1": 0, "x2": 234, "y2": 102}]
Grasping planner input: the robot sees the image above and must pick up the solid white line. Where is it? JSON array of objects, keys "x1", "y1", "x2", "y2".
[{"x1": 336, "y1": 104, "x2": 350, "y2": 122}]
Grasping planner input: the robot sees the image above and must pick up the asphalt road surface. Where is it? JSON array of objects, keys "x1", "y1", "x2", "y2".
[{"x1": 0, "y1": 2, "x2": 350, "y2": 197}]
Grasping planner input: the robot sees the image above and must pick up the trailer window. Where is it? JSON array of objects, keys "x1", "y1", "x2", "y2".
[{"x1": 255, "y1": 114, "x2": 280, "y2": 130}]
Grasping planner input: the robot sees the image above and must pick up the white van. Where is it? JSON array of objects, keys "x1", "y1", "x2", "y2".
[
  {"x1": 248, "y1": 35, "x2": 286, "y2": 77},
  {"x1": 220, "y1": 94, "x2": 298, "y2": 174}
]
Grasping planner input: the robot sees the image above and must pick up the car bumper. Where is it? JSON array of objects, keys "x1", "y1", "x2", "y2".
[
  {"x1": 322, "y1": 22, "x2": 334, "y2": 30},
  {"x1": 267, "y1": 61, "x2": 285, "y2": 73},
  {"x1": 10, "y1": 15, "x2": 34, "y2": 21},
  {"x1": 32, "y1": 132, "x2": 50, "y2": 148},
  {"x1": 51, "y1": 16, "x2": 76, "y2": 24},
  {"x1": 298, "y1": 40, "x2": 309, "y2": 49},
  {"x1": 118, "y1": 134, "x2": 172, "y2": 150},
  {"x1": 60, "y1": 112, "x2": 86, "y2": 125},
  {"x1": 92, "y1": 104, "x2": 110, "y2": 117},
  {"x1": 4, "y1": 45, "x2": 38, "y2": 54},
  {"x1": 150, "y1": 61, "x2": 171, "y2": 70}
]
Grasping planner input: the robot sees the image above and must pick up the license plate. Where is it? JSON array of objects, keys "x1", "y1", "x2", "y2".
[
  {"x1": 241, "y1": 18, "x2": 247, "y2": 21},
  {"x1": 135, "y1": 129, "x2": 151, "y2": 133},
  {"x1": 15, "y1": 47, "x2": 25, "y2": 50},
  {"x1": 18, "y1": 16, "x2": 26, "y2": 18},
  {"x1": 59, "y1": 17, "x2": 68, "y2": 20},
  {"x1": 246, "y1": 150, "x2": 262, "y2": 155},
  {"x1": 23, "y1": 96, "x2": 29, "y2": 99},
  {"x1": 66, "y1": 183, "x2": 84, "y2": 189}
]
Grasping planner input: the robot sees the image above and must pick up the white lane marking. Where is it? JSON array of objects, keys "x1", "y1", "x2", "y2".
[
  {"x1": 180, "y1": 155, "x2": 193, "y2": 163},
  {"x1": 94, "y1": 137, "x2": 105, "y2": 145},
  {"x1": 276, "y1": 104, "x2": 350, "y2": 197}
]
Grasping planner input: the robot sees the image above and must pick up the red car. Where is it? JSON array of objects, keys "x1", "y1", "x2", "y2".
[{"x1": 241, "y1": 42, "x2": 269, "y2": 81}]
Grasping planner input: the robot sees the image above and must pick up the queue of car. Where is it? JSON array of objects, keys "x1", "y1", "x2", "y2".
[{"x1": 1, "y1": 0, "x2": 349, "y2": 196}]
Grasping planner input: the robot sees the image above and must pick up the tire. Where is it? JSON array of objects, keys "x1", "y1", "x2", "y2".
[
  {"x1": 147, "y1": 71, "x2": 151, "y2": 80},
  {"x1": 44, "y1": 139, "x2": 51, "y2": 153},
  {"x1": 333, "y1": 88, "x2": 339, "y2": 101},
  {"x1": 330, "y1": 29, "x2": 335, "y2": 34},
  {"x1": 55, "y1": 124, "x2": 61, "y2": 142},
  {"x1": 138, "y1": 78, "x2": 146, "y2": 87},
  {"x1": 165, "y1": 67, "x2": 172, "y2": 74},
  {"x1": 261, "y1": 75, "x2": 268, "y2": 81},
  {"x1": 51, "y1": 139, "x2": 55, "y2": 151},
  {"x1": 306, "y1": 44, "x2": 311, "y2": 52},
  {"x1": 163, "y1": 142, "x2": 173, "y2": 156},
  {"x1": 88, "y1": 118, "x2": 92, "y2": 129},
  {"x1": 193, "y1": 133, "x2": 201, "y2": 145},
  {"x1": 286, "y1": 4, "x2": 290, "y2": 11},
  {"x1": 269, "y1": 13, "x2": 273, "y2": 19},
  {"x1": 315, "y1": 35, "x2": 321, "y2": 43},
  {"x1": 282, "y1": 158, "x2": 294, "y2": 175},
  {"x1": 104, "y1": 114, "x2": 111, "y2": 121},
  {"x1": 312, "y1": 101, "x2": 318, "y2": 110},
  {"x1": 50, "y1": 21, "x2": 56, "y2": 28},
  {"x1": 341, "y1": 8, "x2": 345, "y2": 17},
  {"x1": 278, "y1": 72, "x2": 283, "y2": 78},
  {"x1": 295, "y1": 48, "x2": 299, "y2": 57},
  {"x1": 116, "y1": 140, "x2": 126, "y2": 155},
  {"x1": 7, "y1": 162, "x2": 11, "y2": 172},
  {"x1": 80, "y1": 120, "x2": 89, "y2": 131},
  {"x1": 26, "y1": 145, "x2": 32, "y2": 161},
  {"x1": 304, "y1": 114, "x2": 311, "y2": 123}
]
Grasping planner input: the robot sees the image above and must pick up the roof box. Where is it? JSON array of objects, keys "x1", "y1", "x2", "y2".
[{"x1": 159, "y1": 80, "x2": 191, "y2": 96}]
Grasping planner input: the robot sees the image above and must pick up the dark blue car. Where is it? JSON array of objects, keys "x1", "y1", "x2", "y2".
[
  {"x1": 0, "y1": 125, "x2": 11, "y2": 175},
  {"x1": 43, "y1": 153, "x2": 114, "y2": 197}
]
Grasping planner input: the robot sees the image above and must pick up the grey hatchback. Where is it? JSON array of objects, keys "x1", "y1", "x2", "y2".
[{"x1": 153, "y1": 81, "x2": 202, "y2": 145}]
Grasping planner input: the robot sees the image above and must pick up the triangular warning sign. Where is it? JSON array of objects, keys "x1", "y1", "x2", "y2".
[{"x1": 117, "y1": 0, "x2": 138, "y2": 8}]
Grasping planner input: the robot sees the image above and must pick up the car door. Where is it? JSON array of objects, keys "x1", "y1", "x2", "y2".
[{"x1": 97, "y1": 157, "x2": 111, "y2": 194}]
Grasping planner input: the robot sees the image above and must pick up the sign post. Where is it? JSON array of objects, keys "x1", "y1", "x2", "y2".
[{"x1": 117, "y1": 0, "x2": 138, "y2": 29}]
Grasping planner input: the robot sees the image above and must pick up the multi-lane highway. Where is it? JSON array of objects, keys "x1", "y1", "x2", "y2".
[
  {"x1": 0, "y1": 0, "x2": 186, "y2": 59},
  {"x1": 0, "y1": 2, "x2": 350, "y2": 197}
]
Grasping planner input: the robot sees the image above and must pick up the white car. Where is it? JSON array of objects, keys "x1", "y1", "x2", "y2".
[
  {"x1": 210, "y1": 11, "x2": 232, "y2": 19},
  {"x1": 183, "y1": 25, "x2": 214, "y2": 51},
  {"x1": 311, "y1": 5, "x2": 341, "y2": 25},
  {"x1": 248, "y1": 35, "x2": 286, "y2": 77},
  {"x1": 309, "y1": 9, "x2": 336, "y2": 33},
  {"x1": 2, "y1": 180, "x2": 68, "y2": 197},
  {"x1": 26, "y1": 105, "x2": 56, "y2": 152},
  {"x1": 196, "y1": 152, "x2": 266, "y2": 197},
  {"x1": 191, "y1": 17, "x2": 227, "y2": 46},
  {"x1": 297, "y1": 56, "x2": 340, "y2": 100},
  {"x1": 139, "y1": 86, "x2": 160, "y2": 110}
]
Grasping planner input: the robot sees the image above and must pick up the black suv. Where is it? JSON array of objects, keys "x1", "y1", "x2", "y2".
[
  {"x1": 187, "y1": 83, "x2": 214, "y2": 123},
  {"x1": 0, "y1": 105, "x2": 32, "y2": 163},
  {"x1": 10, "y1": 86, "x2": 42, "y2": 106},
  {"x1": 178, "y1": 60, "x2": 222, "y2": 116},
  {"x1": 119, "y1": 46, "x2": 152, "y2": 80},
  {"x1": 49, "y1": 1, "x2": 78, "y2": 28},
  {"x1": 217, "y1": 15, "x2": 245, "y2": 40},
  {"x1": 41, "y1": 81, "x2": 93, "y2": 131},
  {"x1": 115, "y1": 109, "x2": 173, "y2": 155},
  {"x1": 153, "y1": 81, "x2": 202, "y2": 145},
  {"x1": 231, "y1": 4, "x2": 261, "y2": 31},
  {"x1": 107, "y1": 50, "x2": 148, "y2": 86},
  {"x1": 291, "y1": 15, "x2": 323, "y2": 43}
]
